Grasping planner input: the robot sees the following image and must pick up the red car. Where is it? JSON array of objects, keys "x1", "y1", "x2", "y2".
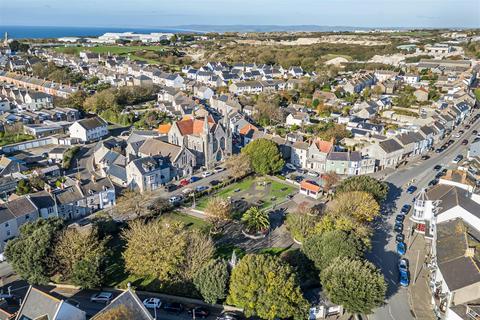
[{"x1": 180, "y1": 179, "x2": 189, "y2": 186}]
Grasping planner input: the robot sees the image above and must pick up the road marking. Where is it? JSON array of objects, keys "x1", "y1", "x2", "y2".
[{"x1": 388, "y1": 305, "x2": 397, "y2": 320}]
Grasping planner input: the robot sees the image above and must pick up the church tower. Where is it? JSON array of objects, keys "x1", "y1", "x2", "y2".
[
  {"x1": 202, "y1": 115, "x2": 212, "y2": 169},
  {"x1": 223, "y1": 112, "x2": 233, "y2": 156},
  {"x1": 3, "y1": 32, "x2": 8, "y2": 47}
]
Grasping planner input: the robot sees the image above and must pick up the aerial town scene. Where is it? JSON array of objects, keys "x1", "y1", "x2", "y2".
[{"x1": 0, "y1": 1, "x2": 478, "y2": 319}]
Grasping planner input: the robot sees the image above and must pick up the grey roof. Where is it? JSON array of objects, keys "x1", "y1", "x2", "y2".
[
  {"x1": 379, "y1": 139, "x2": 403, "y2": 153},
  {"x1": 138, "y1": 138, "x2": 182, "y2": 160},
  {"x1": 92, "y1": 289, "x2": 153, "y2": 320},
  {"x1": 79, "y1": 177, "x2": 114, "y2": 195},
  {"x1": 76, "y1": 117, "x2": 107, "y2": 130},
  {"x1": 131, "y1": 156, "x2": 169, "y2": 175},
  {"x1": 107, "y1": 164, "x2": 127, "y2": 182},
  {"x1": 436, "y1": 219, "x2": 480, "y2": 291},
  {"x1": 54, "y1": 185, "x2": 83, "y2": 205},
  {"x1": 420, "y1": 126, "x2": 435, "y2": 136},
  {"x1": 0, "y1": 205, "x2": 15, "y2": 225},
  {"x1": 6, "y1": 197, "x2": 37, "y2": 217},
  {"x1": 327, "y1": 151, "x2": 362, "y2": 162},
  {"x1": 28, "y1": 191, "x2": 55, "y2": 209},
  {"x1": 16, "y1": 286, "x2": 61, "y2": 319},
  {"x1": 396, "y1": 131, "x2": 425, "y2": 146},
  {"x1": 426, "y1": 184, "x2": 480, "y2": 216}
]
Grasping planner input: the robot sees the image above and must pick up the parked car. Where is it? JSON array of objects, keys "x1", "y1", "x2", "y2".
[
  {"x1": 214, "y1": 167, "x2": 225, "y2": 173},
  {"x1": 143, "y1": 297, "x2": 161, "y2": 309},
  {"x1": 421, "y1": 155, "x2": 430, "y2": 160},
  {"x1": 433, "y1": 165, "x2": 442, "y2": 171},
  {"x1": 428, "y1": 179, "x2": 439, "y2": 187},
  {"x1": 307, "y1": 171, "x2": 319, "y2": 177},
  {"x1": 398, "y1": 258, "x2": 409, "y2": 273},
  {"x1": 90, "y1": 292, "x2": 113, "y2": 304},
  {"x1": 163, "y1": 302, "x2": 184, "y2": 314},
  {"x1": 399, "y1": 270, "x2": 410, "y2": 287},
  {"x1": 285, "y1": 163, "x2": 296, "y2": 170},
  {"x1": 462, "y1": 139, "x2": 469, "y2": 145},
  {"x1": 452, "y1": 155, "x2": 463, "y2": 164},
  {"x1": 190, "y1": 176, "x2": 201, "y2": 183},
  {"x1": 466, "y1": 125, "x2": 471, "y2": 129},
  {"x1": 164, "y1": 184, "x2": 177, "y2": 192},
  {"x1": 472, "y1": 130, "x2": 478, "y2": 135},
  {"x1": 394, "y1": 222, "x2": 403, "y2": 233},
  {"x1": 435, "y1": 148, "x2": 443, "y2": 153},
  {"x1": 396, "y1": 233, "x2": 405, "y2": 243},
  {"x1": 406, "y1": 186, "x2": 417, "y2": 194},
  {"x1": 180, "y1": 179, "x2": 189, "y2": 186},
  {"x1": 202, "y1": 171, "x2": 213, "y2": 178},
  {"x1": 397, "y1": 242, "x2": 406, "y2": 255},
  {"x1": 209, "y1": 180, "x2": 220, "y2": 186},
  {"x1": 169, "y1": 196, "x2": 183, "y2": 205},
  {"x1": 195, "y1": 185, "x2": 209, "y2": 192},
  {"x1": 401, "y1": 204, "x2": 411, "y2": 214},
  {"x1": 395, "y1": 214, "x2": 405, "y2": 223},
  {"x1": 188, "y1": 307, "x2": 210, "y2": 318},
  {"x1": 459, "y1": 130, "x2": 465, "y2": 134},
  {"x1": 217, "y1": 311, "x2": 243, "y2": 320},
  {"x1": 452, "y1": 133, "x2": 461, "y2": 138}
]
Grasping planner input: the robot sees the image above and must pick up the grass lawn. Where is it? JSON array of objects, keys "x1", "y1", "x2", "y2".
[
  {"x1": 215, "y1": 243, "x2": 246, "y2": 260},
  {"x1": 255, "y1": 246, "x2": 292, "y2": 256},
  {"x1": 0, "y1": 133, "x2": 34, "y2": 147},
  {"x1": 160, "y1": 211, "x2": 211, "y2": 233},
  {"x1": 195, "y1": 177, "x2": 296, "y2": 212},
  {"x1": 322, "y1": 53, "x2": 353, "y2": 61}
]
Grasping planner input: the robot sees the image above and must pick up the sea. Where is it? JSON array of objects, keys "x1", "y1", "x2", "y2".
[{"x1": 0, "y1": 25, "x2": 194, "y2": 39}]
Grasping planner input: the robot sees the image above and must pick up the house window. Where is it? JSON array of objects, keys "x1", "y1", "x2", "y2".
[
  {"x1": 25, "y1": 215, "x2": 30, "y2": 220},
  {"x1": 6, "y1": 231, "x2": 10, "y2": 237},
  {"x1": 5, "y1": 223, "x2": 8, "y2": 228}
]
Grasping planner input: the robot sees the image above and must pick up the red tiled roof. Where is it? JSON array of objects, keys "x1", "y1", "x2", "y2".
[
  {"x1": 313, "y1": 138, "x2": 333, "y2": 153},
  {"x1": 157, "y1": 123, "x2": 172, "y2": 134},
  {"x1": 239, "y1": 124, "x2": 258, "y2": 135},
  {"x1": 300, "y1": 180, "x2": 321, "y2": 193},
  {"x1": 176, "y1": 117, "x2": 215, "y2": 136}
]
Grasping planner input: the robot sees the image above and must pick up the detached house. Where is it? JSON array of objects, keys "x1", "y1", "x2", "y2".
[
  {"x1": 126, "y1": 156, "x2": 171, "y2": 192},
  {"x1": 69, "y1": 117, "x2": 108, "y2": 142}
]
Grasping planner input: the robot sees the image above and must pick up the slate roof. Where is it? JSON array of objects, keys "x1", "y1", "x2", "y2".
[
  {"x1": 107, "y1": 164, "x2": 127, "y2": 182},
  {"x1": 138, "y1": 138, "x2": 182, "y2": 159},
  {"x1": 76, "y1": 117, "x2": 107, "y2": 130},
  {"x1": 379, "y1": 139, "x2": 403, "y2": 153},
  {"x1": 396, "y1": 132, "x2": 425, "y2": 146},
  {"x1": 15, "y1": 286, "x2": 62, "y2": 320},
  {"x1": 426, "y1": 184, "x2": 480, "y2": 216},
  {"x1": 28, "y1": 191, "x2": 55, "y2": 209},
  {"x1": 436, "y1": 219, "x2": 480, "y2": 291},
  {"x1": 327, "y1": 151, "x2": 362, "y2": 162},
  {"x1": 92, "y1": 288, "x2": 153, "y2": 320}
]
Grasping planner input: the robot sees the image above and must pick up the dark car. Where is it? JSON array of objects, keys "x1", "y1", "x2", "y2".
[
  {"x1": 434, "y1": 165, "x2": 442, "y2": 171},
  {"x1": 164, "y1": 184, "x2": 177, "y2": 192},
  {"x1": 428, "y1": 179, "x2": 439, "y2": 187},
  {"x1": 421, "y1": 155, "x2": 430, "y2": 160},
  {"x1": 459, "y1": 130, "x2": 465, "y2": 134},
  {"x1": 395, "y1": 214, "x2": 405, "y2": 223},
  {"x1": 209, "y1": 180, "x2": 220, "y2": 186},
  {"x1": 435, "y1": 148, "x2": 443, "y2": 153},
  {"x1": 163, "y1": 302, "x2": 184, "y2": 314},
  {"x1": 217, "y1": 311, "x2": 244, "y2": 320},
  {"x1": 462, "y1": 139, "x2": 469, "y2": 145},
  {"x1": 406, "y1": 186, "x2": 417, "y2": 194},
  {"x1": 466, "y1": 125, "x2": 471, "y2": 129},
  {"x1": 188, "y1": 307, "x2": 210, "y2": 318},
  {"x1": 401, "y1": 204, "x2": 411, "y2": 214},
  {"x1": 396, "y1": 233, "x2": 405, "y2": 243},
  {"x1": 190, "y1": 176, "x2": 201, "y2": 183},
  {"x1": 473, "y1": 130, "x2": 478, "y2": 135},
  {"x1": 394, "y1": 222, "x2": 403, "y2": 233}
]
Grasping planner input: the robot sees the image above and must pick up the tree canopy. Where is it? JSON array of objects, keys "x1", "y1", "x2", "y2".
[
  {"x1": 320, "y1": 257, "x2": 386, "y2": 314},
  {"x1": 336, "y1": 176, "x2": 389, "y2": 202},
  {"x1": 241, "y1": 139, "x2": 285, "y2": 175},
  {"x1": 193, "y1": 259, "x2": 229, "y2": 304},
  {"x1": 302, "y1": 230, "x2": 365, "y2": 271},
  {"x1": 241, "y1": 207, "x2": 270, "y2": 234},
  {"x1": 330, "y1": 191, "x2": 380, "y2": 223},
  {"x1": 225, "y1": 153, "x2": 252, "y2": 180},
  {"x1": 227, "y1": 254, "x2": 309, "y2": 320},
  {"x1": 4, "y1": 217, "x2": 64, "y2": 284},
  {"x1": 285, "y1": 210, "x2": 320, "y2": 243}
]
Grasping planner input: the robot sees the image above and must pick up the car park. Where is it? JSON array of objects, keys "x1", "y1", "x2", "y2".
[
  {"x1": 143, "y1": 297, "x2": 161, "y2": 309},
  {"x1": 202, "y1": 171, "x2": 213, "y2": 178},
  {"x1": 397, "y1": 242, "x2": 406, "y2": 255},
  {"x1": 90, "y1": 292, "x2": 113, "y2": 304},
  {"x1": 163, "y1": 302, "x2": 184, "y2": 314},
  {"x1": 188, "y1": 307, "x2": 210, "y2": 318},
  {"x1": 406, "y1": 186, "x2": 417, "y2": 194},
  {"x1": 401, "y1": 204, "x2": 411, "y2": 214}
]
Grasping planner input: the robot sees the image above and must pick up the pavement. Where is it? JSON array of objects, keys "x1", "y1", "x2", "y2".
[{"x1": 368, "y1": 110, "x2": 480, "y2": 320}]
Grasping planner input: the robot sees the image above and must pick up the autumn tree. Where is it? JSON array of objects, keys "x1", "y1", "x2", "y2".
[
  {"x1": 336, "y1": 176, "x2": 389, "y2": 202},
  {"x1": 204, "y1": 197, "x2": 232, "y2": 228},
  {"x1": 228, "y1": 254, "x2": 309, "y2": 320},
  {"x1": 315, "y1": 211, "x2": 372, "y2": 248},
  {"x1": 330, "y1": 191, "x2": 380, "y2": 223},
  {"x1": 302, "y1": 230, "x2": 365, "y2": 271},
  {"x1": 242, "y1": 138, "x2": 285, "y2": 175},
  {"x1": 321, "y1": 257, "x2": 386, "y2": 314},
  {"x1": 112, "y1": 191, "x2": 152, "y2": 220},
  {"x1": 285, "y1": 210, "x2": 320, "y2": 243},
  {"x1": 193, "y1": 259, "x2": 229, "y2": 304},
  {"x1": 322, "y1": 172, "x2": 339, "y2": 192},
  {"x1": 122, "y1": 220, "x2": 187, "y2": 282},
  {"x1": 225, "y1": 153, "x2": 252, "y2": 181},
  {"x1": 54, "y1": 227, "x2": 109, "y2": 288},
  {"x1": 181, "y1": 230, "x2": 215, "y2": 280}
]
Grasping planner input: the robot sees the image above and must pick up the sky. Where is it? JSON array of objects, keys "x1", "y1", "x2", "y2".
[{"x1": 0, "y1": 0, "x2": 479, "y2": 29}]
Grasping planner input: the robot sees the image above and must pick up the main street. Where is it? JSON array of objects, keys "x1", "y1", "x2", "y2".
[{"x1": 369, "y1": 111, "x2": 479, "y2": 320}]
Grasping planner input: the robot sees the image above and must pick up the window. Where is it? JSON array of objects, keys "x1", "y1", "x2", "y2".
[
  {"x1": 5, "y1": 223, "x2": 8, "y2": 228},
  {"x1": 6, "y1": 231, "x2": 10, "y2": 237},
  {"x1": 25, "y1": 215, "x2": 30, "y2": 220}
]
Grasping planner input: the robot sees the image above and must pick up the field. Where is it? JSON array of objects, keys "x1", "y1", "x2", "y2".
[{"x1": 0, "y1": 132, "x2": 34, "y2": 147}]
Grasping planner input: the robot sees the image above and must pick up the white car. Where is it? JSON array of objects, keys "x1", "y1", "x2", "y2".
[
  {"x1": 143, "y1": 297, "x2": 162, "y2": 309},
  {"x1": 213, "y1": 167, "x2": 225, "y2": 173},
  {"x1": 452, "y1": 155, "x2": 463, "y2": 164},
  {"x1": 285, "y1": 163, "x2": 296, "y2": 170},
  {"x1": 307, "y1": 171, "x2": 319, "y2": 177},
  {"x1": 90, "y1": 292, "x2": 113, "y2": 304},
  {"x1": 452, "y1": 133, "x2": 461, "y2": 138},
  {"x1": 169, "y1": 196, "x2": 182, "y2": 204},
  {"x1": 202, "y1": 171, "x2": 213, "y2": 178}
]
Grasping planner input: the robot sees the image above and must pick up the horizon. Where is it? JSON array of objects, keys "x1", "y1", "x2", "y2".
[{"x1": 1, "y1": 0, "x2": 479, "y2": 29}]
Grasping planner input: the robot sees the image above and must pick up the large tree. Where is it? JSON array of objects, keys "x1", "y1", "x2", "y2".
[
  {"x1": 225, "y1": 153, "x2": 252, "y2": 181},
  {"x1": 315, "y1": 211, "x2": 372, "y2": 247},
  {"x1": 227, "y1": 254, "x2": 309, "y2": 320},
  {"x1": 54, "y1": 227, "x2": 109, "y2": 288},
  {"x1": 122, "y1": 220, "x2": 187, "y2": 282},
  {"x1": 181, "y1": 230, "x2": 215, "y2": 280},
  {"x1": 336, "y1": 176, "x2": 389, "y2": 202},
  {"x1": 204, "y1": 197, "x2": 232, "y2": 227},
  {"x1": 320, "y1": 258, "x2": 386, "y2": 314},
  {"x1": 193, "y1": 259, "x2": 229, "y2": 304},
  {"x1": 285, "y1": 210, "x2": 319, "y2": 243},
  {"x1": 302, "y1": 230, "x2": 365, "y2": 271},
  {"x1": 4, "y1": 217, "x2": 64, "y2": 284},
  {"x1": 112, "y1": 191, "x2": 152, "y2": 220},
  {"x1": 330, "y1": 191, "x2": 380, "y2": 223},
  {"x1": 241, "y1": 139, "x2": 285, "y2": 175}
]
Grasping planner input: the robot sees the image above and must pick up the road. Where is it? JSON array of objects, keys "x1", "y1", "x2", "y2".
[{"x1": 369, "y1": 111, "x2": 480, "y2": 320}]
